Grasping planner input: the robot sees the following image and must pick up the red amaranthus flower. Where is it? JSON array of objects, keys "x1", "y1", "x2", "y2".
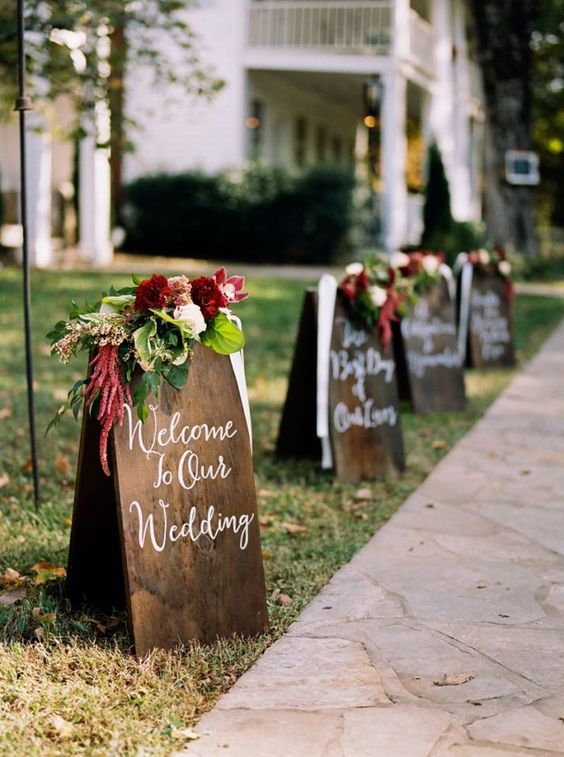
[
  {"x1": 83, "y1": 344, "x2": 132, "y2": 476},
  {"x1": 134, "y1": 274, "x2": 171, "y2": 312},
  {"x1": 190, "y1": 276, "x2": 227, "y2": 320},
  {"x1": 377, "y1": 268, "x2": 401, "y2": 350}
]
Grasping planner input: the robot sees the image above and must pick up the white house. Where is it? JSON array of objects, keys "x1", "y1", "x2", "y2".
[{"x1": 0, "y1": 0, "x2": 484, "y2": 266}]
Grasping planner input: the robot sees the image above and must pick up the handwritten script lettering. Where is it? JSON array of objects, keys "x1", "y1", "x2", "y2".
[
  {"x1": 129, "y1": 500, "x2": 254, "y2": 552},
  {"x1": 122, "y1": 401, "x2": 252, "y2": 552},
  {"x1": 330, "y1": 317, "x2": 397, "y2": 434},
  {"x1": 471, "y1": 290, "x2": 510, "y2": 361},
  {"x1": 401, "y1": 299, "x2": 461, "y2": 378}
]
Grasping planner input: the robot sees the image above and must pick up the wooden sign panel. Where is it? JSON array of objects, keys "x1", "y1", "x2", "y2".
[
  {"x1": 394, "y1": 278, "x2": 466, "y2": 414},
  {"x1": 67, "y1": 345, "x2": 268, "y2": 656},
  {"x1": 467, "y1": 273, "x2": 515, "y2": 368},
  {"x1": 277, "y1": 291, "x2": 405, "y2": 483},
  {"x1": 328, "y1": 299, "x2": 405, "y2": 483},
  {"x1": 276, "y1": 289, "x2": 321, "y2": 460}
]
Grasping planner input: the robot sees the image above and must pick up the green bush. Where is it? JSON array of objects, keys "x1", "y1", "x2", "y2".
[
  {"x1": 122, "y1": 165, "x2": 356, "y2": 264},
  {"x1": 420, "y1": 143, "x2": 486, "y2": 264}
]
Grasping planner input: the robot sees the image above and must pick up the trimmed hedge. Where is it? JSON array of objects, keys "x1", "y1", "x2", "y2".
[{"x1": 122, "y1": 165, "x2": 356, "y2": 264}]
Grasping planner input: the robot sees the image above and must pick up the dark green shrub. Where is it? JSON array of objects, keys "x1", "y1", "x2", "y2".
[
  {"x1": 122, "y1": 165, "x2": 356, "y2": 264},
  {"x1": 420, "y1": 143, "x2": 485, "y2": 264}
]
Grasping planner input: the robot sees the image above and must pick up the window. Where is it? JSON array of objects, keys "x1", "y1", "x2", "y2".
[
  {"x1": 294, "y1": 116, "x2": 307, "y2": 168},
  {"x1": 247, "y1": 99, "x2": 264, "y2": 160},
  {"x1": 315, "y1": 125, "x2": 327, "y2": 164},
  {"x1": 331, "y1": 135, "x2": 342, "y2": 165}
]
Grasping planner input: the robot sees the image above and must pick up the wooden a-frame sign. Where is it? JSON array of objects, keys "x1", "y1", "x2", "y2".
[
  {"x1": 465, "y1": 272, "x2": 516, "y2": 368},
  {"x1": 67, "y1": 345, "x2": 268, "y2": 656},
  {"x1": 393, "y1": 277, "x2": 467, "y2": 414},
  {"x1": 277, "y1": 290, "x2": 405, "y2": 483}
]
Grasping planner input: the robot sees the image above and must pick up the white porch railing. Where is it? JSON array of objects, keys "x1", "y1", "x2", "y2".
[
  {"x1": 248, "y1": 1, "x2": 394, "y2": 54},
  {"x1": 407, "y1": 8, "x2": 434, "y2": 76}
]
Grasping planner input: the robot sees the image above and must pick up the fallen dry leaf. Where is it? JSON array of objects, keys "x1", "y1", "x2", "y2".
[
  {"x1": 354, "y1": 488, "x2": 373, "y2": 500},
  {"x1": 20, "y1": 458, "x2": 34, "y2": 473},
  {"x1": 281, "y1": 522, "x2": 306, "y2": 536},
  {"x1": 169, "y1": 727, "x2": 200, "y2": 742},
  {"x1": 34, "y1": 627, "x2": 45, "y2": 641},
  {"x1": 276, "y1": 593, "x2": 292, "y2": 606},
  {"x1": 52, "y1": 387, "x2": 68, "y2": 401},
  {"x1": 257, "y1": 488, "x2": 274, "y2": 498},
  {"x1": 55, "y1": 454, "x2": 71, "y2": 476},
  {"x1": 0, "y1": 587, "x2": 27, "y2": 605},
  {"x1": 32, "y1": 607, "x2": 57, "y2": 624},
  {"x1": 432, "y1": 439, "x2": 448, "y2": 450},
  {"x1": 433, "y1": 672, "x2": 474, "y2": 687},
  {"x1": 32, "y1": 561, "x2": 67, "y2": 585},
  {"x1": 0, "y1": 406, "x2": 12, "y2": 420},
  {"x1": 0, "y1": 567, "x2": 24, "y2": 587},
  {"x1": 48, "y1": 714, "x2": 74, "y2": 740},
  {"x1": 0, "y1": 474, "x2": 10, "y2": 489}
]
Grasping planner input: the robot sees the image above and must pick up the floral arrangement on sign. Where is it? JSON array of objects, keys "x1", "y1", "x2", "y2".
[
  {"x1": 465, "y1": 246, "x2": 514, "y2": 303},
  {"x1": 48, "y1": 269, "x2": 248, "y2": 475},
  {"x1": 338, "y1": 255, "x2": 409, "y2": 349},
  {"x1": 393, "y1": 250, "x2": 445, "y2": 293}
]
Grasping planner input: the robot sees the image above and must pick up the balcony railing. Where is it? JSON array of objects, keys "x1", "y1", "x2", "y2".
[{"x1": 248, "y1": 1, "x2": 393, "y2": 55}]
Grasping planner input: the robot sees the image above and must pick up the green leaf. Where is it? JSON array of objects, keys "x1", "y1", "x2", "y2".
[
  {"x1": 133, "y1": 319, "x2": 157, "y2": 365},
  {"x1": 163, "y1": 360, "x2": 190, "y2": 390},
  {"x1": 46, "y1": 321, "x2": 67, "y2": 344},
  {"x1": 200, "y1": 313, "x2": 245, "y2": 355},
  {"x1": 101, "y1": 294, "x2": 135, "y2": 309}
]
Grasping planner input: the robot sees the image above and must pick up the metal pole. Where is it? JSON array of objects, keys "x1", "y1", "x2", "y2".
[{"x1": 15, "y1": 0, "x2": 40, "y2": 508}]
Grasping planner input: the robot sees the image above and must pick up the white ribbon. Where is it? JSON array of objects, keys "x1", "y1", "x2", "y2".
[
  {"x1": 456, "y1": 258, "x2": 474, "y2": 364},
  {"x1": 316, "y1": 274, "x2": 338, "y2": 470},
  {"x1": 439, "y1": 263, "x2": 456, "y2": 307},
  {"x1": 226, "y1": 312, "x2": 253, "y2": 449}
]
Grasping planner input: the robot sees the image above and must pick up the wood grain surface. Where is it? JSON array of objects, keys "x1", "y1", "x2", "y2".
[
  {"x1": 276, "y1": 289, "x2": 321, "y2": 460},
  {"x1": 328, "y1": 298, "x2": 405, "y2": 483},
  {"x1": 68, "y1": 345, "x2": 268, "y2": 656},
  {"x1": 467, "y1": 273, "x2": 516, "y2": 368},
  {"x1": 395, "y1": 278, "x2": 467, "y2": 414}
]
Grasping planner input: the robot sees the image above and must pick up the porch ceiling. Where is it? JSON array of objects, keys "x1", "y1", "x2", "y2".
[{"x1": 248, "y1": 69, "x2": 367, "y2": 112}]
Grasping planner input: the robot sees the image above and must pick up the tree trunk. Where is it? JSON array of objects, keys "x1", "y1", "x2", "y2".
[
  {"x1": 468, "y1": 0, "x2": 539, "y2": 256},
  {"x1": 109, "y1": 18, "x2": 126, "y2": 229}
]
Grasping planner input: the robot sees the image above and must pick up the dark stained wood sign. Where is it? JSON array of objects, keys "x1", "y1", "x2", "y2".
[
  {"x1": 328, "y1": 298, "x2": 405, "y2": 482},
  {"x1": 394, "y1": 278, "x2": 466, "y2": 414},
  {"x1": 277, "y1": 291, "x2": 405, "y2": 483},
  {"x1": 467, "y1": 273, "x2": 515, "y2": 368},
  {"x1": 67, "y1": 345, "x2": 268, "y2": 656}
]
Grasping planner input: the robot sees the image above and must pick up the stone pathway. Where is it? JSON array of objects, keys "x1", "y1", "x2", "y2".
[{"x1": 183, "y1": 320, "x2": 564, "y2": 757}]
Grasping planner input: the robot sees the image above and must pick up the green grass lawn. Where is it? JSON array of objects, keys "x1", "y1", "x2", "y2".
[{"x1": 0, "y1": 267, "x2": 563, "y2": 756}]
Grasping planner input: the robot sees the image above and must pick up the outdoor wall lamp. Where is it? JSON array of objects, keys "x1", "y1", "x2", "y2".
[{"x1": 363, "y1": 76, "x2": 384, "y2": 117}]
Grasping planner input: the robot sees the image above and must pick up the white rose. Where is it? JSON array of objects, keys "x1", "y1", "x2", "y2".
[
  {"x1": 498, "y1": 260, "x2": 512, "y2": 276},
  {"x1": 369, "y1": 285, "x2": 388, "y2": 308},
  {"x1": 390, "y1": 251, "x2": 410, "y2": 269},
  {"x1": 173, "y1": 303, "x2": 206, "y2": 336},
  {"x1": 479, "y1": 249, "x2": 490, "y2": 265},
  {"x1": 422, "y1": 255, "x2": 440, "y2": 274},
  {"x1": 345, "y1": 262, "x2": 364, "y2": 276}
]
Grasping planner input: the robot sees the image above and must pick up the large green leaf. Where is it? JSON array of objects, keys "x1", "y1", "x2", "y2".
[
  {"x1": 133, "y1": 319, "x2": 157, "y2": 365},
  {"x1": 163, "y1": 359, "x2": 190, "y2": 390},
  {"x1": 101, "y1": 294, "x2": 135, "y2": 309},
  {"x1": 201, "y1": 313, "x2": 245, "y2": 355}
]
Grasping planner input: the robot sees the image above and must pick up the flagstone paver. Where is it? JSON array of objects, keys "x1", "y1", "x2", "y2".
[{"x1": 181, "y1": 321, "x2": 564, "y2": 756}]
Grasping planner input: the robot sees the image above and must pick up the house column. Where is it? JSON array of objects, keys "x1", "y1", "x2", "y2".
[
  {"x1": 381, "y1": 70, "x2": 408, "y2": 251},
  {"x1": 24, "y1": 128, "x2": 53, "y2": 267},
  {"x1": 79, "y1": 104, "x2": 112, "y2": 267}
]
